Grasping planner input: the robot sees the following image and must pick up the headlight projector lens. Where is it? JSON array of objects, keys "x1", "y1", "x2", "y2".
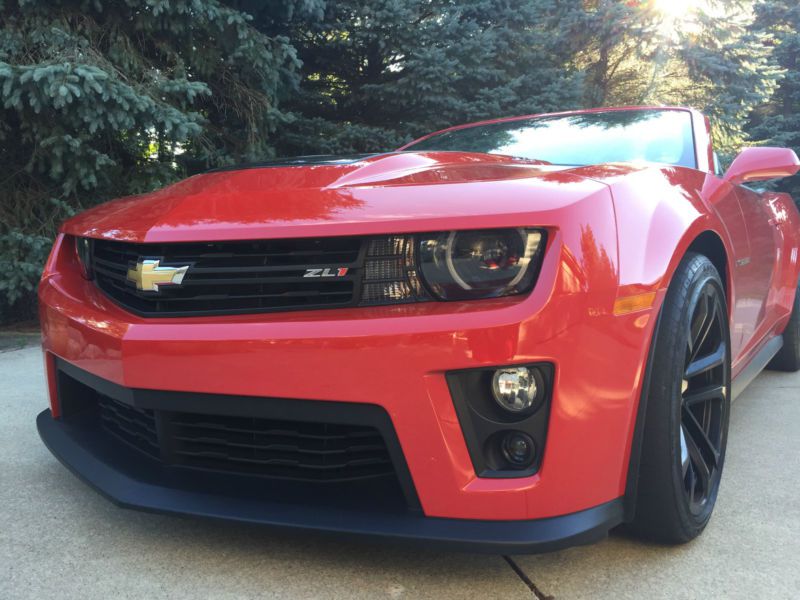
[
  {"x1": 418, "y1": 228, "x2": 544, "y2": 300},
  {"x1": 492, "y1": 367, "x2": 539, "y2": 413}
]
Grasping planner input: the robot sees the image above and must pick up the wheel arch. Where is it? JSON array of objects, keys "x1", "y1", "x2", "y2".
[{"x1": 685, "y1": 230, "x2": 730, "y2": 307}]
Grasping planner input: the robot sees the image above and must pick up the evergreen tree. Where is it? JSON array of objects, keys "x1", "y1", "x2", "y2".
[
  {"x1": 675, "y1": 3, "x2": 779, "y2": 159},
  {"x1": 578, "y1": 1, "x2": 779, "y2": 159},
  {"x1": 749, "y1": 1, "x2": 800, "y2": 199},
  {"x1": 0, "y1": 0, "x2": 790, "y2": 322},
  {"x1": 0, "y1": 0, "x2": 315, "y2": 318},
  {"x1": 575, "y1": 0, "x2": 662, "y2": 107},
  {"x1": 273, "y1": 0, "x2": 586, "y2": 155}
]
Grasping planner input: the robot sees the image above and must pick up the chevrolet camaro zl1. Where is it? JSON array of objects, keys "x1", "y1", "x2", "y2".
[{"x1": 37, "y1": 107, "x2": 800, "y2": 552}]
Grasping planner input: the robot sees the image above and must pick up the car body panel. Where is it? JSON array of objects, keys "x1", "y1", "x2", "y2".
[{"x1": 60, "y1": 152, "x2": 606, "y2": 243}]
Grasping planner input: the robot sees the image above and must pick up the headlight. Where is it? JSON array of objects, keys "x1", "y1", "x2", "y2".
[
  {"x1": 418, "y1": 229, "x2": 544, "y2": 300},
  {"x1": 74, "y1": 237, "x2": 93, "y2": 279}
]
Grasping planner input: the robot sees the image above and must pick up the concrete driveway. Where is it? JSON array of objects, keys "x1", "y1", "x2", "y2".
[{"x1": 1, "y1": 345, "x2": 798, "y2": 599}]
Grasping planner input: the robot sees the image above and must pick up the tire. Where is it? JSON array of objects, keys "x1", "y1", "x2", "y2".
[
  {"x1": 767, "y1": 281, "x2": 800, "y2": 372},
  {"x1": 631, "y1": 253, "x2": 731, "y2": 543}
]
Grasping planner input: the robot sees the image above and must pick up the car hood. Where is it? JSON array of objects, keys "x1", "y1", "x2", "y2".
[{"x1": 62, "y1": 152, "x2": 610, "y2": 243}]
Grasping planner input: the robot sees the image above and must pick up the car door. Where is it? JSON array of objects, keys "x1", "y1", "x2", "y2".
[{"x1": 733, "y1": 185, "x2": 779, "y2": 355}]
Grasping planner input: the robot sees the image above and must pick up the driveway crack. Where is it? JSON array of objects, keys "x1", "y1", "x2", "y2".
[{"x1": 502, "y1": 555, "x2": 554, "y2": 599}]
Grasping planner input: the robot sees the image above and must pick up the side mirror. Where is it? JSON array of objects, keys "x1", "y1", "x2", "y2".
[{"x1": 723, "y1": 147, "x2": 800, "y2": 186}]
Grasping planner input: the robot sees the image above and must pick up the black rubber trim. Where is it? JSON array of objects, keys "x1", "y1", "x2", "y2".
[
  {"x1": 38, "y1": 409, "x2": 622, "y2": 553},
  {"x1": 731, "y1": 334, "x2": 783, "y2": 400}
]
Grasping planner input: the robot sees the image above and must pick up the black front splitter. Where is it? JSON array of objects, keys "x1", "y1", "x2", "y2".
[{"x1": 38, "y1": 409, "x2": 623, "y2": 554}]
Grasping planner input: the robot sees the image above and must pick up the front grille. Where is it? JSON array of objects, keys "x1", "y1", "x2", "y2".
[{"x1": 91, "y1": 237, "x2": 363, "y2": 316}]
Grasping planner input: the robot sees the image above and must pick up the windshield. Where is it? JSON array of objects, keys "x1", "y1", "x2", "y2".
[{"x1": 405, "y1": 109, "x2": 697, "y2": 169}]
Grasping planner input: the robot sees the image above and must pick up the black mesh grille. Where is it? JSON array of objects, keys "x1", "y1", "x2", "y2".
[
  {"x1": 97, "y1": 396, "x2": 159, "y2": 459},
  {"x1": 95, "y1": 394, "x2": 393, "y2": 483},
  {"x1": 91, "y1": 237, "x2": 363, "y2": 316},
  {"x1": 169, "y1": 413, "x2": 393, "y2": 481}
]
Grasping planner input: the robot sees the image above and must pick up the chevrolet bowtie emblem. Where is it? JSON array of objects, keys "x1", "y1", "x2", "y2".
[{"x1": 127, "y1": 259, "x2": 190, "y2": 292}]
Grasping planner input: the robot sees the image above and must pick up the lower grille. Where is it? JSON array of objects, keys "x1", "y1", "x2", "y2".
[
  {"x1": 169, "y1": 413, "x2": 393, "y2": 481},
  {"x1": 97, "y1": 396, "x2": 159, "y2": 459},
  {"x1": 96, "y1": 395, "x2": 393, "y2": 483},
  {"x1": 56, "y1": 361, "x2": 420, "y2": 512}
]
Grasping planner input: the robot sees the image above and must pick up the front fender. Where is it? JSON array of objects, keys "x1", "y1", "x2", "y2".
[
  {"x1": 598, "y1": 165, "x2": 740, "y2": 520},
  {"x1": 607, "y1": 167, "x2": 736, "y2": 299}
]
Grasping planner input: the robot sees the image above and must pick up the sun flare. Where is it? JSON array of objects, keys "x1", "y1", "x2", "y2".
[
  {"x1": 646, "y1": 0, "x2": 723, "y2": 35},
  {"x1": 651, "y1": 0, "x2": 700, "y2": 19}
]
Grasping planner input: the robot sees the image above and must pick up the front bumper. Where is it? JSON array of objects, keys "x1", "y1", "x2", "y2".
[
  {"x1": 38, "y1": 226, "x2": 656, "y2": 547},
  {"x1": 37, "y1": 406, "x2": 622, "y2": 553}
]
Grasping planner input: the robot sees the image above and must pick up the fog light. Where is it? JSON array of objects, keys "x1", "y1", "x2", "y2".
[
  {"x1": 492, "y1": 367, "x2": 537, "y2": 412},
  {"x1": 501, "y1": 431, "x2": 536, "y2": 467}
]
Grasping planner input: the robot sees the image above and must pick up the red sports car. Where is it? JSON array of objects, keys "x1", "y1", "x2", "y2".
[{"x1": 38, "y1": 107, "x2": 800, "y2": 552}]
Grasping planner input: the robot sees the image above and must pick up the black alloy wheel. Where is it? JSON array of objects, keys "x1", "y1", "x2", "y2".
[
  {"x1": 680, "y1": 282, "x2": 728, "y2": 515},
  {"x1": 632, "y1": 252, "x2": 731, "y2": 543}
]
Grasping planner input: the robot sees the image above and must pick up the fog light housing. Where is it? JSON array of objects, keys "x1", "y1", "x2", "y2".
[
  {"x1": 501, "y1": 431, "x2": 536, "y2": 468},
  {"x1": 492, "y1": 367, "x2": 538, "y2": 413},
  {"x1": 446, "y1": 362, "x2": 552, "y2": 478}
]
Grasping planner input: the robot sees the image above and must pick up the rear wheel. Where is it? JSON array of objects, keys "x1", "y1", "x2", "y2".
[
  {"x1": 632, "y1": 253, "x2": 730, "y2": 543},
  {"x1": 767, "y1": 281, "x2": 800, "y2": 372}
]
